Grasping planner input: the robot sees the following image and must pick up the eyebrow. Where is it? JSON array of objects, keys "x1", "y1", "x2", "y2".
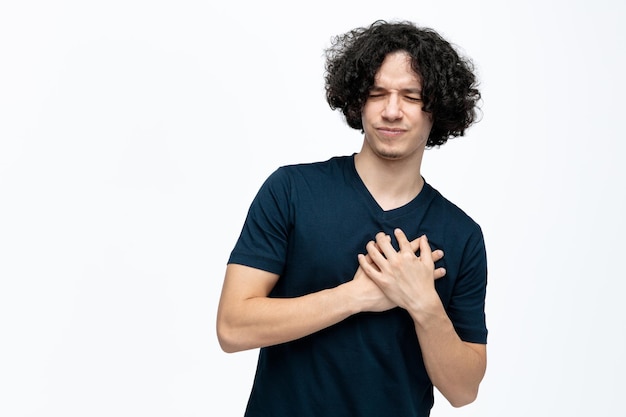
[{"x1": 370, "y1": 86, "x2": 422, "y2": 94}]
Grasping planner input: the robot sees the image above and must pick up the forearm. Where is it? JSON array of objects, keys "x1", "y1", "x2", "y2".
[
  {"x1": 410, "y1": 299, "x2": 486, "y2": 407},
  {"x1": 217, "y1": 282, "x2": 358, "y2": 353}
]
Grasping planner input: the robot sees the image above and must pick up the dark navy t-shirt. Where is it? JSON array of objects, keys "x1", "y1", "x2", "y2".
[{"x1": 228, "y1": 155, "x2": 488, "y2": 417}]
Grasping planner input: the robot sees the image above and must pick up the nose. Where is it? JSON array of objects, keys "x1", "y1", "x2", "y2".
[{"x1": 381, "y1": 94, "x2": 402, "y2": 121}]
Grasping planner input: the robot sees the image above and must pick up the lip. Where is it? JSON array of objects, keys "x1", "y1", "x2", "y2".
[{"x1": 376, "y1": 127, "x2": 406, "y2": 137}]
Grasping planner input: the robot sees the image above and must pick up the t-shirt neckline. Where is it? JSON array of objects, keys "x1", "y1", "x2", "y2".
[{"x1": 345, "y1": 154, "x2": 434, "y2": 220}]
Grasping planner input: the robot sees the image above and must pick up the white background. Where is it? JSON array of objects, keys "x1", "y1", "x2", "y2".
[{"x1": 1, "y1": 1, "x2": 625, "y2": 416}]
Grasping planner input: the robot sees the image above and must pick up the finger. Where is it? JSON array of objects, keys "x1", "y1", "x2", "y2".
[
  {"x1": 357, "y1": 253, "x2": 369, "y2": 269},
  {"x1": 407, "y1": 235, "x2": 443, "y2": 260},
  {"x1": 419, "y1": 235, "x2": 434, "y2": 264},
  {"x1": 366, "y1": 239, "x2": 388, "y2": 266},
  {"x1": 372, "y1": 234, "x2": 391, "y2": 254},
  {"x1": 431, "y1": 249, "x2": 444, "y2": 263},
  {"x1": 362, "y1": 252, "x2": 374, "y2": 264},
  {"x1": 374, "y1": 232, "x2": 396, "y2": 259},
  {"x1": 394, "y1": 228, "x2": 412, "y2": 252},
  {"x1": 408, "y1": 236, "x2": 421, "y2": 253},
  {"x1": 360, "y1": 252, "x2": 380, "y2": 270},
  {"x1": 434, "y1": 267, "x2": 447, "y2": 280},
  {"x1": 358, "y1": 253, "x2": 381, "y2": 275}
]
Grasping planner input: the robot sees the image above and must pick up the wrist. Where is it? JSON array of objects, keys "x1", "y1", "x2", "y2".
[
  {"x1": 407, "y1": 292, "x2": 446, "y2": 326},
  {"x1": 334, "y1": 280, "x2": 363, "y2": 316}
]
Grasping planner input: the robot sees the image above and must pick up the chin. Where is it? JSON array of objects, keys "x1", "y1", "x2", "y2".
[{"x1": 377, "y1": 151, "x2": 405, "y2": 160}]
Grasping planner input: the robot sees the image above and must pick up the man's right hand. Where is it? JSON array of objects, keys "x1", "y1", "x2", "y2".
[{"x1": 348, "y1": 235, "x2": 445, "y2": 313}]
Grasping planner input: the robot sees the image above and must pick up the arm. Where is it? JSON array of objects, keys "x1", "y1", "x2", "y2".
[
  {"x1": 217, "y1": 237, "x2": 446, "y2": 353},
  {"x1": 216, "y1": 264, "x2": 360, "y2": 353},
  {"x1": 359, "y1": 229, "x2": 486, "y2": 407}
]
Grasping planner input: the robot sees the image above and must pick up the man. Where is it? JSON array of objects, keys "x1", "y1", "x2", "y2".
[{"x1": 217, "y1": 20, "x2": 487, "y2": 417}]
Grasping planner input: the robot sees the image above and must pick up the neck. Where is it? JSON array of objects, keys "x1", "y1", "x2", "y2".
[{"x1": 354, "y1": 146, "x2": 425, "y2": 211}]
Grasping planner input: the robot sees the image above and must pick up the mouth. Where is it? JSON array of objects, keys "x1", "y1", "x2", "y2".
[{"x1": 376, "y1": 127, "x2": 406, "y2": 138}]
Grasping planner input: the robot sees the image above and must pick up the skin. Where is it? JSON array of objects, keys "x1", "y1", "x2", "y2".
[
  {"x1": 217, "y1": 238, "x2": 445, "y2": 351},
  {"x1": 359, "y1": 230, "x2": 486, "y2": 407},
  {"x1": 217, "y1": 50, "x2": 486, "y2": 408},
  {"x1": 354, "y1": 51, "x2": 432, "y2": 210}
]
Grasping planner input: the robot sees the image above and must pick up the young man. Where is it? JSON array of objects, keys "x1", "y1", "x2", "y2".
[{"x1": 217, "y1": 20, "x2": 487, "y2": 417}]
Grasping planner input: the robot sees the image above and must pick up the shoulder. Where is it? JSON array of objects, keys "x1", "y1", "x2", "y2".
[
  {"x1": 425, "y1": 182, "x2": 483, "y2": 239},
  {"x1": 275, "y1": 155, "x2": 351, "y2": 176},
  {"x1": 254, "y1": 155, "x2": 352, "y2": 201},
  {"x1": 263, "y1": 155, "x2": 351, "y2": 188}
]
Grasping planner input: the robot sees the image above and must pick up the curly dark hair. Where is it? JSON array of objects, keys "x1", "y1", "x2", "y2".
[{"x1": 324, "y1": 20, "x2": 481, "y2": 147}]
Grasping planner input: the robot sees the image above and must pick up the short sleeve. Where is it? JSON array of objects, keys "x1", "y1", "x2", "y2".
[
  {"x1": 228, "y1": 167, "x2": 293, "y2": 275},
  {"x1": 447, "y1": 226, "x2": 488, "y2": 344}
]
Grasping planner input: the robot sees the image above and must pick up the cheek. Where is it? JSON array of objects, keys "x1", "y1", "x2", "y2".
[
  {"x1": 361, "y1": 103, "x2": 379, "y2": 124},
  {"x1": 424, "y1": 112, "x2": 434, "y2": 126}
]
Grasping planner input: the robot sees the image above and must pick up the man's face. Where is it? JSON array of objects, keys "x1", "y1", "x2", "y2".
[{"x1": 361, "y1": 51, "x2": 433, "y2": 162}]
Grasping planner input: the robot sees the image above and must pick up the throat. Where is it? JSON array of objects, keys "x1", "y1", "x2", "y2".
[
  {"x1": 354, "y1": 149, "x2": 425, "y2": 211},
  {"x1": 369, "y1": 179, "x2": 424, "y2": 211}
]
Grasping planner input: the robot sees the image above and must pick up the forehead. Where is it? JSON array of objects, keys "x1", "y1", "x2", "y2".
[{"x1": 374, "y1": 51, "x2": 422, "y2": 87}]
